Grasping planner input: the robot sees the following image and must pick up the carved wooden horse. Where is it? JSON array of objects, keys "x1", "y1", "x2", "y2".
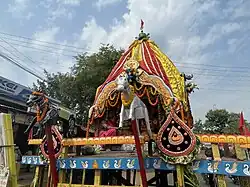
[
  {"x1": 116, "y1": 74, "x2": 153, "y2": 187},
  {"x1": 116, "y1": 75, "x2": 153, "y2": 139},
  {"x1": 25, "y1": 91, "x2": 61, "y2": 187}
]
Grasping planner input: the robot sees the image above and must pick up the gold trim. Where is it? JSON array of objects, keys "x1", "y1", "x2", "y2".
[
  {"x1": 28, "y1": 136, "x2": 145, "y2": 146},
  {"x1": 240, "y1": 144, "x2": 250, "y2": 148},
  {"x1": 197, "y1": 134, "x2": 250, "y2": 144},
  {"x1": 28, "y1": 139, "x2": 43, "y2": 145},
  {"x1": 29, "y1": 134, "x2": 250, "y2": 145}
]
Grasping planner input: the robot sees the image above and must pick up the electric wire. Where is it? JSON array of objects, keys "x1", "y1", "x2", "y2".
[
  {"x1": 0, "y1": 31, "x2": 85, "y2": 50},
  {"x1": 0, "y1": 36, "x2": 81, "y2": 54},
  {"x1": 1, "y1": 31, "x2": 250, "y2": 70},
  {"x1": 0, "y1": 51, "x2": 45, "y2": 81},
  {"x1": 0, "y1": 43, "x2": 44, "y2": 76},
  {"x1": 0, "y1": 40, "x2": 74, "y2": 57},
  {"x1": 0, "y1": 31, "x2": 250, "y2": 93},
  {"x1": 0, "y1": 37, "x2": 45, "y2": 71}
]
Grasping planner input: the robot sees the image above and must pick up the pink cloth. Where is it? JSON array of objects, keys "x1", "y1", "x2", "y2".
[
  {"x1": 106, "y1": 120, "x2": 116, "y2": 127},
  {"x1": 96, "y1": 120, "x2": 117, "y2": 148},
  {"x1": 99, "y1": 128, "x2": 116, "y2": 137},
  {"x1": 96, "y1": 120, "x2": 117, "y2": 137}
]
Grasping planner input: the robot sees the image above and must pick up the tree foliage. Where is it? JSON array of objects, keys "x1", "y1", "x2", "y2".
[
  {"x1": 33, "y1": 44, "x2": 124, "y2": 123},
  {"x1": 192, "y1": 119, "x2": 203, "y2": 134},
  {"x1": 193, "y1": 109, "x2": 249, "y2": 134}
]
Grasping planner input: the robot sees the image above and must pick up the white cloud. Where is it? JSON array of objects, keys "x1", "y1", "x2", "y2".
[
  {"x1": 227, "y1": 0, "x2": 250, "y2": 19},
  {"x1": 4, "y1": 26, "x2": 75, "y2": 84},
  {"x1": 79, "y1": 18, "x2": 108, "y2": 52},
  {"x1": 77, "y1": 0, "x2": 250, "y2": 121},
  {"x1": 7, "y1": 0, "x2": 31, "y2": 18},
  {"x1": 33, "y1": 27, "x2": 60, "y2": 43},
  {"x1": 227, "y1": 35, "x2": 249, "y2": 54},
  {"x1": 46, "y1": 2, "x2": 77, "y2": 22},
  {"x1": 25, "y1": 12, "x2": 34, "y2": 20},
  {"x1": 56, "y1": 0, "x2": 81, "y2": 6},
  {"x1": 1, "y1": 4, "x2": 76, "y2": 87},
  {"x1": 94, "y1": 0, "x2": 122, "y2": 10},
  {"x1": 48, "y1": 6, "x2": 68, "y2": 21},
  {"x1": 41, "y1": 0, "x2": 81, "y2": 8},
  {"x1": 201, "y1": 22, "x2": 242, "y2": 48},
  {"x1": 39, "y1": 0, "x2": 53, "y2": 9},
  {"x1": 31, "y1": 27, "x2": 75, "y2": 72},
  {"x1": 81, "y1": 0, "x2": 223, "y2": 63}
]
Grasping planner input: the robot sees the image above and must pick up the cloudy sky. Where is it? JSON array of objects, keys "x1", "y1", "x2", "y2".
[{"x1": 0, "y1": 0, "x2": 250, "y2": 122}]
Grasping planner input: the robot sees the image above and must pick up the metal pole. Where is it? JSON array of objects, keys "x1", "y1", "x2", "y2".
[
  {"x1": 131, "y1": 119, "x2": 148, "y2": 187},
  {"x1": 45, "y1": 125, "x2": 58, "y2": 187}
]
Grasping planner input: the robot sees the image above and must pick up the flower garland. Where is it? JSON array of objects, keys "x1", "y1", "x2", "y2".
[
  {"x1": 121, "y1": 85, "x2": 135, "y2": 107},
  {"x1": 98, "y1": 110, "x2": 105, "y2": 118},
  {"x1": 109, "y1": 91, "x2": 118, "y2": 101},
  {"x1": 146, "y1": 88, "x2": 158, "y2": 106},
  {"x1": 88, "y1": 114, "x2": 94, "y2": 125},
  {"x1": 133, "y1": 82, "x2": 143, "y2": 91},
  {"x1": 136, "y1": 86, "x2": 147, "y2": 98},
  {"x1": 149, "y1": 87, "x2": 157, "y2": 95},
  {"x1": 107, "y1": 92, "x2": 120, "y2": 107}
]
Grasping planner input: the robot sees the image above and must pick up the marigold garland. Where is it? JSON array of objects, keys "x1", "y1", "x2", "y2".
[
  {"x1": 121, "y1": 85, "x2": 135, "y2": 107},
  {"x1": 89, "y1": 114, "x2": 94, "y2": 124},
  {"x1": 137, "y1": 86, "x2": 147, "y2": 98},
  {"x1": 146, "y1": 88, "x2": 158, "y2": 106},
  {"x1": 149, "y1": 87, "x2": 157, "y2": 95},
  {"x1": 108, "y1": 94, "x2": 120, "y2": 107},
  {"x1": 98, "y1": 110, "x2": 105, "y2": 118},
  {"x1": 109, "y1": 91, "x2": 118, "y2": 101},
  {"x1": 133, "y1": 82, "x2": 143, "y2": 91},
  {"x1": 148, "y1": 96, "x2": 158, "y2": 106}
]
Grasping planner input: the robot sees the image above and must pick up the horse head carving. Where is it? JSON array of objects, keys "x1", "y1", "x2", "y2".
[
  {"x1": 116, "y1": 74, "x2": 130, "y2": 92},
  {"x1": 26, "y1": 92, "x2": 47, "y2": 110}
]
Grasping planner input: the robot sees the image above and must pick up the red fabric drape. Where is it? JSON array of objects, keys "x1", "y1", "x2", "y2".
[{"x1": 238, "y1": 112, "x2": 250, "y2": 136}]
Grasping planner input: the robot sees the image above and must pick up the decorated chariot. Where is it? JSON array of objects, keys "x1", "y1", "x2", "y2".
[
  {"x1": 84, "y1": 21, "x2": 200, "y2": 187},
  {"x1": 19, "y1": 22, "x2": 250, "y2": 187}
]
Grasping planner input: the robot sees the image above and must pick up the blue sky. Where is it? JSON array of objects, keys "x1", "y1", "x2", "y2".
[{"x1": 0, "y1": 0, "x2": 250, "y2": 123}]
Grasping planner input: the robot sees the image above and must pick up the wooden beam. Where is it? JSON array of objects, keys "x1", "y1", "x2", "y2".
[
  {"x1": 29, "y1": 134, "x2": 250, "y2": 145},
  {"x1": 29, "y1": 136, "x2": 145, "y2": 145}
]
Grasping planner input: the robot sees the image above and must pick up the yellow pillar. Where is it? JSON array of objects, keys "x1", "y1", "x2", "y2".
[
  {"x1": 176, "y1": 165, "x2": 185, "y2": 187},
  {"x1": 94, "y1": 170, "x2": 101, "y2": 186},
  {"x1": 2, "y1": 113, "x2": 18, "y2": 187},
  {"x1": 211, "y1": 144, "x2": 226, "y2": 187},
  {"x1": 235, "y1": 144, "x2": 250, "y2": 186},
  {"x1": 59, "y1": 146, "x2": 68, "y2": 183}
]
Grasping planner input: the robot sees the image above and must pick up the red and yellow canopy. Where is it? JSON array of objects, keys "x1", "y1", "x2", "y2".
[{"x1": 94, "y1": 32, "x2": 186, "y2": 107}]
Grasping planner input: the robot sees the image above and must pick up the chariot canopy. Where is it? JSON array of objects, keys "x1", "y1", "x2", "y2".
[{"x1": 89, "y1": 27, "x2": 192, "y2": 126}]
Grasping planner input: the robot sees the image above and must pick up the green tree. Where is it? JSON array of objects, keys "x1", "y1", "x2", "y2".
[
  {"x1": 194, "y1": 109, "x2": 250, "y2": 135},
  {"x1": 34, "y1": 71, "x2": 76, "y2": 108},
  {"x1": 223, "y1": 112, "x2": 250, "y2": 134},
  {"x1": 33, "y1": 44, "x2": 124, "y2": 123},
  {"x1": 193, "y1": 119, "x2": 204, "y2": 134},
  {"x1": 203, "y1": 109, "x2": 230, "y2": 134}
]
